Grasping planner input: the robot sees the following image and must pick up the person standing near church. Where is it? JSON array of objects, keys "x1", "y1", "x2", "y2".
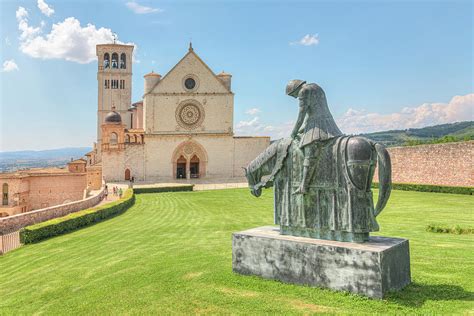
[
  {"x1": 286, "y1": 80, "x2": 343, "y2": 194},
  {"x1": 104, "y1": 184, "x2": 109, "y2": 200}
]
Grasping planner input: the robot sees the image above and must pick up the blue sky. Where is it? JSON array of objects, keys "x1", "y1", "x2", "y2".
[{"x1": 1, "y1": 0, "x2": 472, "y2": 151}]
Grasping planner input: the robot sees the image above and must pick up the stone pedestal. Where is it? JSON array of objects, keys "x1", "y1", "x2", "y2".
[{"x1": 232, "y1": 226, "x2": 411, "y2": 299}]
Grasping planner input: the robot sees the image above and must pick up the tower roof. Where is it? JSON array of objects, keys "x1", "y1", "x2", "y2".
[
  {"x1": 104, "y1": 110, "x2": 122, "y2": 123},
  {"x1": 217, "y1": 71, "x2": 232, "y2": 76},
  {"x1": 144, "y1": 71, "x2": 161, "y2": 77}
]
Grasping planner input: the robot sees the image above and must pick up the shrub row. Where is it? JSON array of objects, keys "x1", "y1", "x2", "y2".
[
  {"x1": 133, "y1": 185, "x2": 194, "y2": 194},
  {"x1": 426, "y1": 224, "x2": 473, "y2": 235},
  {"x1": 371, "y1": 182, "x2": 473, "y2": 195},
  {"x1": 20, "y1": 189, "x2": 135, "y2": 244}
]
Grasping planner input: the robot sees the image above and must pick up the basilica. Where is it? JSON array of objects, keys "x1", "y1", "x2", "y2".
[{"x1": 93, "y1": 43, "x2": 269, "y2": 182}]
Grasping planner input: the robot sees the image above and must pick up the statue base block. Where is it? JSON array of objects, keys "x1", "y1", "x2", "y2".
[{"x1": 232, "y1": 226, "x2": 411, "y2": 299}]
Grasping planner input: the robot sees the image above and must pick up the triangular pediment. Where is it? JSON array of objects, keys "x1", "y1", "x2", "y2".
[{"x1": 149, "y1": 49, "x2": 231, "y2": 94}]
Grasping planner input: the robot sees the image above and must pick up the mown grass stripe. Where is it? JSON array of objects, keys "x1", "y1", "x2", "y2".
[{"x1": 0, "y1": 188, "x2": 472, "y2": 314}]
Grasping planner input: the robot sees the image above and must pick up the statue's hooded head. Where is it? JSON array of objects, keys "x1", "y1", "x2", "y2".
[{"x1": 286, "y1": 79, "x2": 306, "y2": 98}]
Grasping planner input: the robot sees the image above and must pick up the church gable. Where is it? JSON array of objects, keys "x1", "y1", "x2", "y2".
[{"x1": 151, "y1": 49, "x2": 230, "y2": 94}]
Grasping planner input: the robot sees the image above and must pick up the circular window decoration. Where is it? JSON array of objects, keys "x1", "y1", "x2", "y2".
[
  {"x1": 184, "y1": 78, "x2": 196, "y2": 90},
  {"x1": 175, "y1": 100, "x2": 205, "y2": 130},
  {"x1": 182, "y1": 75, "x2": 199, "y2": 92}
]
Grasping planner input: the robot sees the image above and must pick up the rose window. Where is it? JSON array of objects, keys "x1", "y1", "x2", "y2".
[{"x1": 176, "y1": 101, "x2": 205, "y2": 130}]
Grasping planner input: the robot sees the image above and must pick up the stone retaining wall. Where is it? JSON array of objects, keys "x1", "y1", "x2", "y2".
[
  {"x1": 375, "y1": 141, "x2": 473, "y2": 187},
  {"x1": 0, "y1": 185, "x2": 106, "y2": 235}
]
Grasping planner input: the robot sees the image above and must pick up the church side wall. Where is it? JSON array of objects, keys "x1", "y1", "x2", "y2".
[
  {"x1": 233, "y1": 137, "x2": 271, "y2": 177},
  {"x1": 101, "y1": 145, "x2": 145, "y2": 182}
]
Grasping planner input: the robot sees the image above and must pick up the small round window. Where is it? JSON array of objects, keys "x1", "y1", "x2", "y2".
[{"x1": 184, "y1": 77, "x2": 196, "y2": 90}]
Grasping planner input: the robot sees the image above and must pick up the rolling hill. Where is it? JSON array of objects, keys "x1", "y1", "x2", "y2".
[{"x1": 361, "y1": 121, "x2": 474, "y2": 147}]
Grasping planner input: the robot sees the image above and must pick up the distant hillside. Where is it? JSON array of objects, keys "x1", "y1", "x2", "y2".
[
  {"x1": 361, "y1": 121, "x2": 474, "y2": 147},
  {"x1": 0, "y1": 147, "x2": 92, "y2": 172}
]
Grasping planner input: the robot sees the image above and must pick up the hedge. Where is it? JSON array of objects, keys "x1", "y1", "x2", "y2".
[
  {"x1": 133, "y1": 185, "x2": 194, "y2": 194},
  {"x1": 21, "y1": 189, "x2": 135, "y2": 244},
  {"x1": 371, "y1": 182, "x2": 473, "y2": 195},
  {"x1": 426, "y1": 224, "x2": 473, "y2": 235}
]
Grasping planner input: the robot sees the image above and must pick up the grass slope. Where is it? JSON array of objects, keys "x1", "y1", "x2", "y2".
[{"x1": 1, "y1": 189, "x2": 473, "y2": 314}]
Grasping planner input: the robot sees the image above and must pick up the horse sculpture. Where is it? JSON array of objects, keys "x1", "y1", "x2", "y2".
[{"x1": 244, "y1": 132, "x2": 392, "y2": 243}]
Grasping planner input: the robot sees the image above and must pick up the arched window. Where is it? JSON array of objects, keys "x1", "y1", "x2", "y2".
[
  {"x1": 111, "y1": 53, "x2": 118, "y2": 69},
  {"x1": 190, "y1": 155, "x2": 200, "y2": 178},
  {"x1": 176, "y1": 155, "x2": 187, "y2": 179},
  {"x1": 125, "y1": 134, "x2": 130, "y2": 143},
  {"x1": 104, "y1": 53, "x2": 110, "y2": 68},
  {"x1": 2, "y1": 183, "x2": 8, "y2": 206},
  {"x1": 120, "y1": 53, "x2": 126, "y2": 69},
  {"x1": 110, "y1": 132, "x2": 118, "y2": 145}
]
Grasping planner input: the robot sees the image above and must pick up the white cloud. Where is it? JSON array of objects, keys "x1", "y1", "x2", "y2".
[
  {"x1": 245, "y1": 108, "x2": 261, "y2": 116},
  {"x1": 126, "y1": 1, "x2": 163, "y2": 14},
  {"x1": 290, "y1": 34, "x2": 319, "y2": 46},
  {"x1": 236, "y1": 117, "x2": 260, "y2": 129},
  {"x1": 336, "y1": 94, "x2": 474, "y2": 134},
  {"x1": 2, "y1": 59, "x2": 19, "y2": 72},
  {"x1": 235, "y1": 116, "x2": 294, "y2": 140},
  {"x1": 16, "y1": 8, "x2": 136, "y2": 64},
  {"x1": 37, "y1": 0, "x2": 54, "y2": 17},
  {"x1": 16, "y1": 7, "x2": 41, "y2": 40}
]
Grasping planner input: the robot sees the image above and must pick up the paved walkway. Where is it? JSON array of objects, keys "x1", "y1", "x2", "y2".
[
  {"x1": 92, "y1": 183, "x2": 130, "y2": 207},
  {"x1": 108, "y1": 180, "x2": 249, "y2": 193}
]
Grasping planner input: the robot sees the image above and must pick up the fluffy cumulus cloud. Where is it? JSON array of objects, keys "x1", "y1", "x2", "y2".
[
  {"x1": 126, "y1": 1, "x2": 162, "y2": 14},
  {"x1": 236, "y1": 94, "x2": 473, "y2": 139},
  {"x1": 245, "y1": 108, "x2": 261, "y2": 116},
  {"x1": 2, "y1": 59, "x2": 19, "y2": 72},
  {"x1": 37, "y1": 0, "x2": 54, "y2": 17},
  {"x1": 291, "y1": 34, "x2": 320, "y2": 46},
  {"x1": 337, "y1": 94, "x2": 474, "y2": 134},
  {"x1": 16, "y1": 6, "x2": 41, "y2": 40},
  {"x1": 235, "y1": 113, "x2": 295, "y2": 140},
  {"x1": 16, "y1": 7, "x2": 136, "y2": 64}
]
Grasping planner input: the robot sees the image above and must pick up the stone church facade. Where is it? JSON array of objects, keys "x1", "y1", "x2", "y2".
[{"x1": 96, "y1": 43, "x2": 269, "y2": 182}]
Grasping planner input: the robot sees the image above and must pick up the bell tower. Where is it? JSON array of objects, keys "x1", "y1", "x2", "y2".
[{"x1": 96, "y1": 43, "x2": 134, "y2": 144}]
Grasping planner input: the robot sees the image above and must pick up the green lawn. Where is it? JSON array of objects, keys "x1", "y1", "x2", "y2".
[{"x1": 1, "y1": 189, "x2": 473, "y2": 314}]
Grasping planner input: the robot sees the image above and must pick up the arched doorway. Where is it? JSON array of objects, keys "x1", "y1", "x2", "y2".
[
  {"x1": 125, "y1": 168, "x2": 131, "y2": 181},
  {"x1": 176, "y1": 156, "x2": 187, "y2": 179},
  {"x1": 172, "y1": 140, "x2": 208, "y2": 179},
  {"x1": 190, "y1": 155, "x2": 200, "y2": 178}
]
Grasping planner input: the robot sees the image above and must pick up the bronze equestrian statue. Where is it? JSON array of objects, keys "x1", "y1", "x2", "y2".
[{"x1": 244, "y1": 80, "x2": 392, "y2": 243}]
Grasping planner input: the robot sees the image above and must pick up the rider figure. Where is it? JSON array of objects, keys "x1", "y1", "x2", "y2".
[{"x1": 286, "y1": 80, "x2": 343, "y2": 194}]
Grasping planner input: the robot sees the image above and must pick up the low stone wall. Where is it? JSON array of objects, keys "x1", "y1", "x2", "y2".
[
  {"x1": 0, "y1": 185, "x2": 106, "y2": 235},
  {"x1": 375, "y1": 141, "x2": 473, "y2": 187}
]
